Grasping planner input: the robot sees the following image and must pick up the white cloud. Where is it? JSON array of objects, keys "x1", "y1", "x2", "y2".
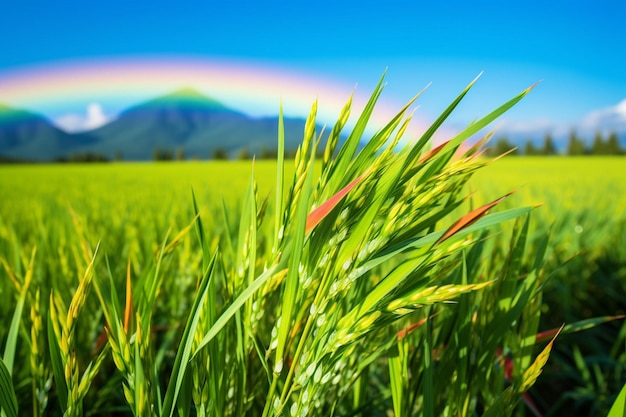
[
  {"x1": 579, "y1": 98, "x2": 626, "y2": 134},
  {"x1": 54, "y1": 103, "x2": 112, "y2": 132},
  {"x1": 498, "y1": 117, "x2": 558, "y2": 135},
  {"x1": 497, "y1": 98, "x2": 626, "y2": 140}
]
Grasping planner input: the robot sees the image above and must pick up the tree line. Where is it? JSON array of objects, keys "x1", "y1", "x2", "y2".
[
  {"x1": 10, "y1": 130, "x2": 622, "y2": 163},
  {"x1": 486, "y1": 130, "x2": 624, "y2": 157}
]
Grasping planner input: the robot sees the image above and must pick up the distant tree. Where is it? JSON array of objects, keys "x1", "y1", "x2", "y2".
[
  {"x1": 524, "y1": 140, "x2": 540, "y2": 156},
  {"x1": 237, "y1": 148, "x2": 251, "y2": 160},
  {"x1": 486, "y1": 137, "x2": 518, "y2": 157},
  {"x1": 542, "y1": 132, "x2": 557, "y2": 155},
  {"x1": 566, "y1": 130, "x2": 586, "y2": 155},
  {"x1": 175, "y1": 148, "x2": 186, "y2": 161},
  {"x1": 212, "y1": 147, "x2": 228, "y2": 160},
  {"x1": 68, "y1": 152, "x2": 110, "y2": 163},
  {"x1": 153, "y1": 148, "x2": 174, "y2": 161},
  {"x1": 284, "y1": 149, "x2": 298, "y2": 159},
  {"x1": 606, "y1": 131, "x2": 622, "y2": 155},
  {"x1": 259, "y1": 148, "x2": 277, "y2": 159},
  {"x1": 591, "y1": 131, "x2": 607, "y2": 155},
  {"x1": 114, "y1": 150, "x2": 123, "y2": 162}
]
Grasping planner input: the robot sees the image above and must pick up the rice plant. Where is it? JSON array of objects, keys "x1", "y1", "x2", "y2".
[{"x1": 1, "y1": 74, "x2": 607, "y2": 416}]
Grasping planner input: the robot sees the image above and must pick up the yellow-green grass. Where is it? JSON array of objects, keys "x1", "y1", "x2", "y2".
[
  {"x1": 2, "y1": 157, "x2": 623, "y2": 232},
  {"x1": 1, "y1": 127, "x2": 624, "y2": 415},
  {"x1": 0, "y1": 75, "x2": 621, "y2": 416},
  {"x1": 470, "y1": 156, "x2": 626, "y2": 218},
  {"x1": 2, "y1": 157, "x2": 623, "y2": 285}
]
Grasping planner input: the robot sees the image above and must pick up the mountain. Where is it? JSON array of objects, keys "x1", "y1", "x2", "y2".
[
  {"x1": 0, "y1": 89, "x2": 330, "y2": 161},
  {"x1": 0, "y1": 104, "x2": 97, "y2": 161}
]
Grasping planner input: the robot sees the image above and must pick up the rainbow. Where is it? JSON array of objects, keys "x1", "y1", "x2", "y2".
[{"x1": 0, "y1": 56, "x2": 438, "y2": 140}]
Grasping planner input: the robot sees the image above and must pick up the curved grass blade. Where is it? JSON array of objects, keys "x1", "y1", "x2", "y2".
[
  {"x1": 430, "y1": 81, "x2": 539, "y2": 164},
  {"x1": 607, "y1": 381, "x2": 626, "y2": 417},
  {"x1": 161, "y1": 251, "x2": 218, "y2": 417},
  {"x1": 520, "y1": 326, "x2": 562, "y2": 393},
  {"x1": 274, "y1": 102, "x2": 285, "y2": 253},
  {"x1": 403, "y1": 73, "x2": 482, "y2": 168},
  {"x1": 0, "y1": 358, "x2": 17, "y2": 417},
  {"x1": 47, "y1": 309, "x2": 67, "y2": 410},
  {"x1": 123, "y1": 259, "x2": 132, "y2": 334},
  {"x1": 328, "y1": 73, "x2": 386, "y2": 188},
  {"x1": 2, "y1": 248, "x2": 35, "y2": 374}
]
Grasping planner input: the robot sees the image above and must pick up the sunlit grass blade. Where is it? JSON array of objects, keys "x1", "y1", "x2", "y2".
[
  {"x1": 403, "y1": 73, "x2": 482, "y2": 168},
  {"x1": 388, "y1": 337, "x2": 408, "y2": 417},
  {"x1": 123, "y1": 259, "x2": 132, "y2": 333},
  {"x1": 47, "y1": 311, "x2": 67, "y2": 409},
  {"x1": 2, "y1": 247, "x2": 35, "y2": 374},
  {"x1": 520, "y1": 326, "x2": 562, "y2": 392},
  {"x1": 193, "y1": 265, "x2": 280, "y2": 356},
  {"x1": 191, "y1": 187, "x2": 211, "y2": 270},
  {"x1": 274, "y1": 102, "x2": 285, "y2": 254},
  {"x1": 328, "y1": 73, "x2": 385, "y2": 188},
  {"x1": 607, "y1": 381, "x2": 626, "y2": 417},
  {"x1": 162, "y1": 251, "x2": 218, "y2": 417},
  {"x1": 433, "y1": 81, "x2": 539, "y2": 163}
]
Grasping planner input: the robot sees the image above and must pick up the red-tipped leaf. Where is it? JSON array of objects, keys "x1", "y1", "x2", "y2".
[
  {"x1": 437, "y1": 190, "x2": 517, "y2": 244},
  {"x1": 418, "y1": 140, "x2": 450, "y2": 163},
  {"x1": 305, "y1": 170, "x2": 370, "y2": 233}
]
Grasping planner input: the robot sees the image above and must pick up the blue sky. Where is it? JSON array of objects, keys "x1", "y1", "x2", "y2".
[{"x1": 1, "y1": 0, "x2": 625, "y2": 137}]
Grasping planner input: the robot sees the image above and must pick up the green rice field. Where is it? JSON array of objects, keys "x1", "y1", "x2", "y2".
[
  {"x1": 1, "y1": 157, "x2": 624, "y2": 416},
  {"x1": 1, "y1": 75, "x2": 625, "y2": 417}
]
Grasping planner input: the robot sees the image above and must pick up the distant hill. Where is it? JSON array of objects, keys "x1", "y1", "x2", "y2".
[
  {"x1": 0, "y1": 89, "x2": 331, "y2": 161},
  {"x1": 0, "y1": 104, "x2": 97, "y2": 161}
]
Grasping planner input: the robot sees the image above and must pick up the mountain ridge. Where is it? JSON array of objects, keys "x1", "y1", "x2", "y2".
[{"x1": 0, "y1": 89, "x2": 326, "y2": 161}]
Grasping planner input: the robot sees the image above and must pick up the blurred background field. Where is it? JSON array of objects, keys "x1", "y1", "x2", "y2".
[{"x1": 1, "y1": 156, "x2": 624, "y2": 416}]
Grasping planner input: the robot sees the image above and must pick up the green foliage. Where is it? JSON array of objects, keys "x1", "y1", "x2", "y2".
[
  {"x1": 567, "y1": 130, "x2": 587, "y2": 155},
  {"x1": 153, "y1": 147, "x2": 174, "y2": 161},
  {"x1": 542, "y1": 132, "x2": 557, "y2": 155},
  {"x1": 592, "y1": 131, "x2": 624, "y2": 155},
  {"x1": 607, "y1": 382, "x2": 626, "y2": 417},
  {"x1": 487, "y1": 137, "x2": 518, "y2": 156},
  {"x1": 524, "y1": 140, "x2": 541, "y2": 156},
  {"x1": 0, "y1": 77, "x2": 623, "y2": 416},
  {"x1": 0, "y1": 358, "x2": 18, "y2": 417},
  {"x1": 472, "y1": 156, "x2": 626, "y2": 416},
  {"x1": 212, "y1": 147, "x2": 228, "y2": 160}
]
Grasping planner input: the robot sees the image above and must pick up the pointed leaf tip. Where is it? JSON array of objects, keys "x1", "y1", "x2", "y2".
[
  {"x1": 524, "y1": 81, "x2": 541, "y2": 94},
  {"x1": 419, "y1": 140, "x2": 451, "y2": 163},
  {"x1": 437, "y1": 190, "x2": 517, "y2": 244}
]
